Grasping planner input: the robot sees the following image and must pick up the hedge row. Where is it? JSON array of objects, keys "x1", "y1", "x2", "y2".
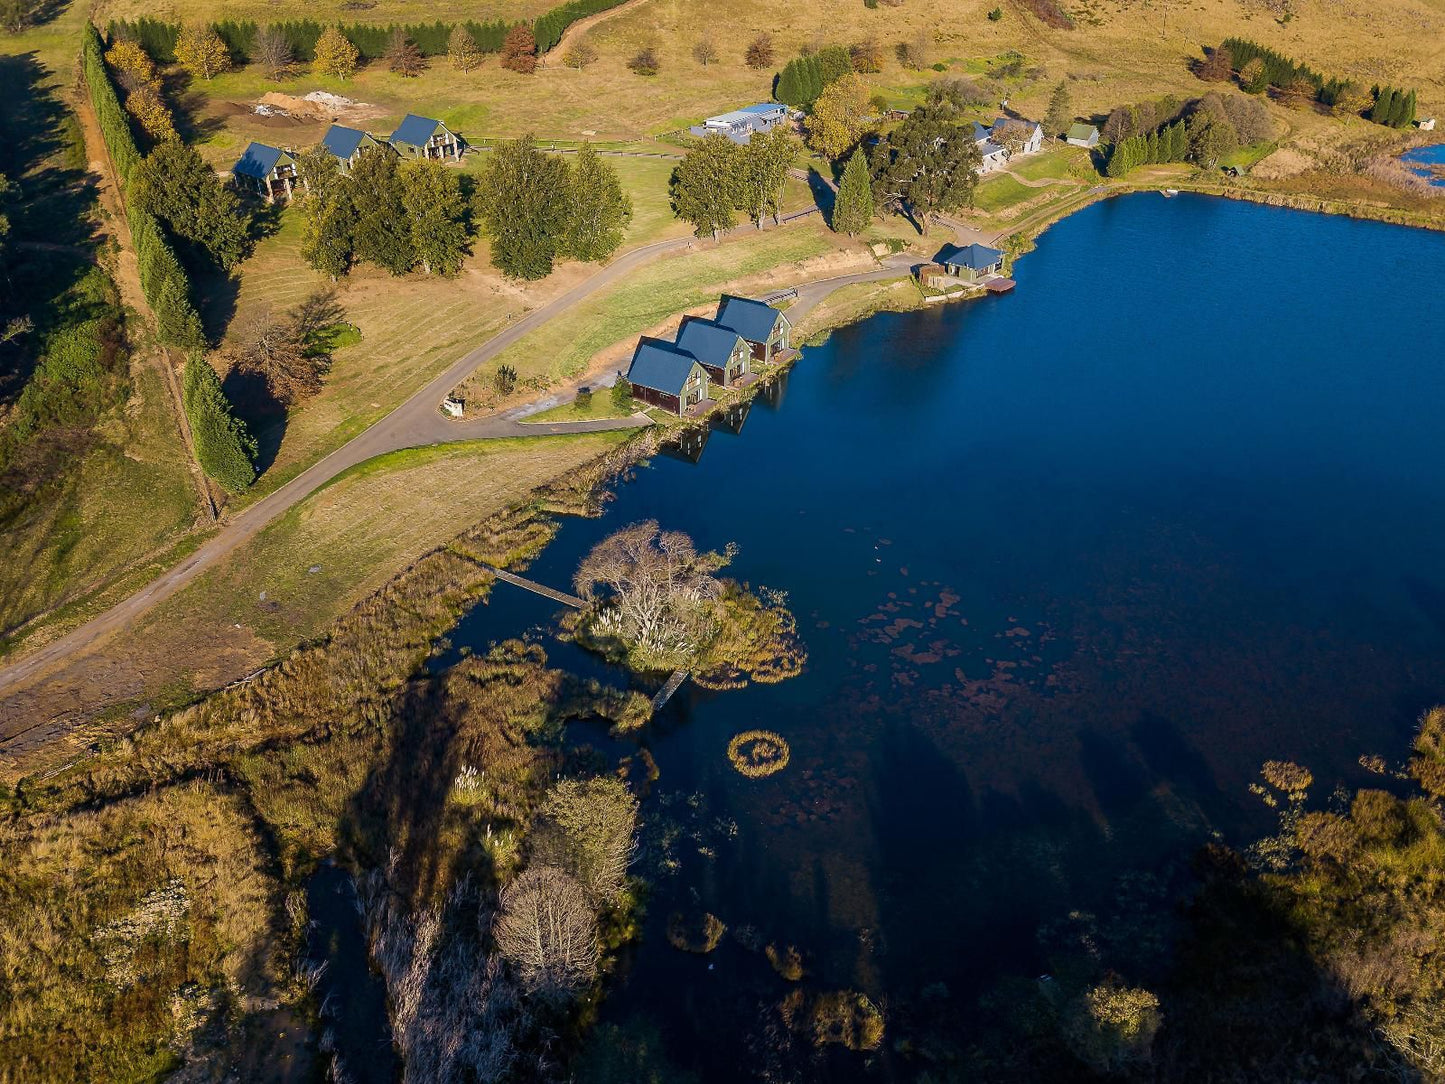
[
  {"x1": 84, "y1": 22, "x2": 256, "y2": 491},
  {"x1": 83, "y1": 22, "x2": 204, "y2": 350},
  {"x1": 107, "y1": 0, "x2": 630, "y2": 64}
]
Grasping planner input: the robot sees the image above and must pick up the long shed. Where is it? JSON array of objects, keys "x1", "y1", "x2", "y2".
[{"x1": 626, "y1": 339, "x2": 710, "y2": 416}]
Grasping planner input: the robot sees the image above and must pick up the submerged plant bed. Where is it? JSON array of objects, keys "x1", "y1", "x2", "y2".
[{"x1": 667, "y1": 910, "x2": 727, "y2": 953}]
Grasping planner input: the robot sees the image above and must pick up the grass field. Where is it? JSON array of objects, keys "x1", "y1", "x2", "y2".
[
  {"x1": 137, "y1": 431, "x2": 633, "y2": 670},
  {"x1": 522, "y1": 390, "x2": 635, "y2": 423}
]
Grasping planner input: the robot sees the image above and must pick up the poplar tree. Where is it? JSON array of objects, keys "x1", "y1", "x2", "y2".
[
  {"x1": 313, "y1": 26, "x2": 359, "y2": 80},
  {"x1": 738, "y1": 128, "x2": 796, "y2": 227},
  {"x1": 831, "y1": 148, "x2": 873, "y2": 236},
  {"x1": 479, "y1": 135, "x2": 570, "y2": 279},
  {"x1": 805, "y1": 72, "x2": 874, "y2": 161},
  {"x1": 448, "y1": 26, "x2": 483, "y2": 72},
  {"x1": 174, "y1": 25, "x2": 231, "y2": 80},
  {"x1": 349, "y1": 145, "x2": 414, "y2": 274},
  {"x1": 400, "y1": 160, "x2": 468, "y2": 275},
  {"x1": 671, "y1": 133, "x2": 742, "y2": 239},
  {"x1": 561, "y1": 143, "x2": 632, "y2": 262}
]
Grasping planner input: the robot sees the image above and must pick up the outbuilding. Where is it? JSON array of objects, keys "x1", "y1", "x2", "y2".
[
  {"x1": 675, "y1": 316, "x2": 751, "y2": 387},
  {"x1": 232, "y1": 142, "x2": 300, "y2": 203},
  {"x1": 389, "y1": 114, "x2": 466, "y2": 161},
  {"x1": 322, "y1": 124, "x2": 387, "y2": 170},
  {"x1": 1066, "y1": 123, "x2": 1100, "y2": 148},
  {"x1": 689, "y1": 103, "x2": 791, "y2": 144},
  {"x1": 713, "y1": 295, "x2": 791, "y2": 363},
  {"x1": 936, "y1": 242, "x2": 1004, "y2": 283},
  {"x1": 626, "y1": 339, "x2": 710, "y2": 416}
]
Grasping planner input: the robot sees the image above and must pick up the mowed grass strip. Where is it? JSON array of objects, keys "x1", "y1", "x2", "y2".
[
  {"x1": 138, "y1": 432, "x2": 632, "y2": 653},
  {"x1": 485, "y1": 224, "x2": 840, "y2": 384}
]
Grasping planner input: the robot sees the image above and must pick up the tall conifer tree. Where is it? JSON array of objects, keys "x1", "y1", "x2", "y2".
[{"x1": 832, "y1": 148, "x2": 873, "y2": 236}]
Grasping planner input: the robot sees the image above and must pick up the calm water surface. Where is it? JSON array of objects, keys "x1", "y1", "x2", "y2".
[
  {"x1": 1401, "y1": 142, "x2": 1445, "y2": 186},
  {"x1": 448, "y1": 194, "x2": 1445, "y2": 1078}
]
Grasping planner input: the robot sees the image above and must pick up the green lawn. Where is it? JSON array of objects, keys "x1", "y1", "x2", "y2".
[
  {"x1": 972, "y1": 173, "x2": 1042, "y2": 213},
  {"x1": 521, "y1": 390, "x2": 635, "y2": 423}
]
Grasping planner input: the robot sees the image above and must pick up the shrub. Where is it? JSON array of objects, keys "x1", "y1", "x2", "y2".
[
  {"x1": 988, "y1": 6, "x2": 1004, "y2": 18},
  {"x1": 627, "y1": 47, "x2": 659, "y2": 76},
  {"x1": 494, "y1": 364, "x2": 518, "y2": 395},
  {"x1": 182, "y1": 357, "x2": 257, "y2": 492}
]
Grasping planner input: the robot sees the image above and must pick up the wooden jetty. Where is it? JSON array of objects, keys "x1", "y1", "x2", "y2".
[
  {"x1": 481, "y1": 564, "x2": 585, "y2": 609},
  {"x1": 651, "y1": 668, "x2": 691, "y2": 712}
]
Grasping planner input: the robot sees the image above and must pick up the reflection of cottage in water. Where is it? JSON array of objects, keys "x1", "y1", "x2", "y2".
[
  {"x1": 710, "y1": 400, "x2": 752, "y2": 435},
  {"x1": 757, "y1": 368, "x2": 790, "y2": 411},
  {"x1": 659, "y1": 426, "x2": 712, "y2": 464}
]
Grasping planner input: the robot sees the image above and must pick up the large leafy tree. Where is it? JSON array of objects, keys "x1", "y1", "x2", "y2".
[
  {"x1": 869, "y1": 91, "x2": 982, "y2": 232},
  {"x1": 448, "y1": 25, "x2": 482, "y2": 72},
  {"x1": 296, "y1": 148, "x2": 353, "y2": 279},
  {"x1": 312, "y1": 26, "x2": 359, "y2": 80},
  {"x1": 561, "y1": 143, "x2": 632, "y2": 262},
  {"x1": 737, "y1": 128, "x2": 796, "y2": 227},
  {"x1": 130, "y1": 141, "x2": 251, "y2": 271},
  {"x1": 479, "y1": 135, "x2": 570, "y2": 279},
  {"x1": 174, "y1": 25, "x2": 231, "y2": 81},
  {"x1": 400, "y1": 159, "x2": 468, "y2": 276},
  {"x1": 805, "y1": 72, "x2": 874, "y2": 161},
  {"x1": 670, "y1": 133, "x2": 742, "y2": 239},
  {"x1": 349, "y1": 145, "x2": 414, "y2": 275},
  {"x1": 831, "y1": 148, "x2": 873, "y2": 236}
]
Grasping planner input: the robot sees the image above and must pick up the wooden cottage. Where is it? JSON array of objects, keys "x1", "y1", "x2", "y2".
[
  {"x1": 321, "y1": 124, "x2": 387, "y2": 171},
  {"x1": 713, "y1": 295, "x2": 791, "y2": 363},
  {"x1": 936, "y1": 243, "x2": 1004, "y2": 283},
  {"x1": 675, "y1": 316, "x2": 751, "y2": 388},
  {"x1": 626, "y1": 338, "x2": 710, "y2": 416},
  {"x1": 389, "y1": 114, "x2": 466, "y2": 161},
  {"x1": 1066, "y1": 123, "x2": 1100, "y2": 148},
  {"x1": 232, "y1": 142, "x2": 300, "y2": 203}
]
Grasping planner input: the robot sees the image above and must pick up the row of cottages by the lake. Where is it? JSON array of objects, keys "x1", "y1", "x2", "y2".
[
  {"x1": 232, "y1": 114, "x2": 466, "y2": 202},
  {"x1": 625, "y1": 296, "x2": 792, "y2": 417}
]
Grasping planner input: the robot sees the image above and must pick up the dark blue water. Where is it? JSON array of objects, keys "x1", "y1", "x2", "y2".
[
  {"x1": 451, "y1": 194, "x2": 1445, "y2": 1078},
  {"x1": 1402, "y1": 142, "x2": 1445, "y2": 186}
]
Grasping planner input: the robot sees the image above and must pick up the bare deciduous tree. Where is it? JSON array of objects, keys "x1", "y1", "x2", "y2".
[
  {"x1": 533, "y1": 777, "x2": 638, "y2": 905},
  {"x1": 253, "y1": 24, "x2": 295, "y2": 81},
  {"x1": 692, "y1": 34, "x2": 717, "y2": 67},
  {"x1": 573, "y1": 520, "x2": 732, "y2": 667},
  {"x1": 493, "y1": 866, "x2": 599, "y2": 997},
  {"x1": 993, "y1": 119, "x2": 1034, "y2": 155},
  {"x1": 229, "y1": 287, "x2": 344, "y2": 406}
]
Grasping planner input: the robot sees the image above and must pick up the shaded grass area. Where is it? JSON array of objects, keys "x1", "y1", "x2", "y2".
[
  {"x1": 523, "y1": 391, "x2": 635, "y2": 423},
  {"x1": 0, "y1": 33, "x2": 200, "y2": 649}
]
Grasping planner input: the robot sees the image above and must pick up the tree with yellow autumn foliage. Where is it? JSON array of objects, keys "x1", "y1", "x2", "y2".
[
  {"x1": 312, "y1": 26, "x2": 359, "y2": 80},
  {"x1": 175, "y1": 26, "x2": 231, "y2": 81}
]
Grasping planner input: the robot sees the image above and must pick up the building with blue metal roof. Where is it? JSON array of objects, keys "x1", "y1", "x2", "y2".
[
  {"x1": 388, "y1": 114, "x2": 465, "y2": 160},
  {"x1": 232, "y1": 142, "x2": 299, "y2": 203},
  {"x1": 713, "y1": 296, "x2": 791, "y2": 362},
  {"x1": 688, "y1": 102, "x2": 791, "y2": 144},
  {"x1": 675, "y1": 317, "x2": 751, "y2": 387},
  {"x1": 935, "y1": 242, "x2": 1005, "y2": 282},
  {"x1": 625, "y1": 339, "x2": 710, "y2": 416},
  {"x1": 321, "y1": 124, "x2": 386, "y2": 170}
]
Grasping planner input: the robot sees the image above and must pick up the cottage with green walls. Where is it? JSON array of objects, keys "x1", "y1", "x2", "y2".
[
  {"x1": 626, "y1": 339, "x2": 711, "y2": 417},
  {"x1": 714, "y1": 296, "x2": 791, "y2": 363},
  {"x1": 388, "y1": 114, "x2": 467, "y2": 161},
  {"x1": 232, "y1": 142, "x2": 301, "y2": 203},
  {"x1": 322, "y1": 124, "x2": 389, "y2": 171},
  {"x1": 675, "y1": 316, "x2": 752, "y2": 388}
]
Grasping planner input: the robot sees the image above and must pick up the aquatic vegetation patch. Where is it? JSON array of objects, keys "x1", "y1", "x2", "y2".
[
  {"x1": 727, "y1": 729, "x2": 792, "y2": 778},
  {"x1": 766, "y1": 943, "x2": 806, "y2": 981},
  {"x1": 666, "y1": 910, "x2": 727, "y2": 953},
  {"x1": 780, "y1": 988, "x2": 885, "y2": 1050}
]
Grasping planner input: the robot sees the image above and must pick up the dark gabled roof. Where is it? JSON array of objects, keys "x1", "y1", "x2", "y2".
[
  {"x1": 675, "y1": 317, "x2": 744, "y2": 369},
  {"x1": 937, "y1": 242, "x2": 1004, "y2": 271},
  {"x1": 233, "y1": 142, "x2": 285, "y2": 179},
  {"x1": 322, "y1": 124, "x2": 370, "y2": 160},
  {"x1": 714, "y1": 295, "x2": 783, "y2": 344},
  {"x1": 627, "y1": 338, "x2": 703, "y2": 395},
  {"x1": 390, "y1": 114, "x2": 443, "y2": 148}
]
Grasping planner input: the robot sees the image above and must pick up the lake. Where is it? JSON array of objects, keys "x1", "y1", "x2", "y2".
[
  {"x1": 447, "y1": 194, "x2": 1445, "y2": 1078},
  {"x1": 1401, "y1": 142, "x2": 1445, "y2": 186}
]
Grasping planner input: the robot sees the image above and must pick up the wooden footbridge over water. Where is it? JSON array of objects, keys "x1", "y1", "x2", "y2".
[{"x1": 480, "y1": 564, "x2": 690, "y2": 713}]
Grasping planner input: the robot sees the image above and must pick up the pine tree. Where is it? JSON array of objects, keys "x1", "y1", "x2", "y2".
[
  {"x1": 1045, "y1": 80, "x2": 1072, "y2": 137},
  {"x1": 1369, "y1": 87, "x2": 1394, "y2": 125},
  {"x1": 775, "y1": 58, "x2": 805, "y2": 107},
  {"x1": 670, "y1": 133, "x2": 742, "y2": 239},
  {"x1": 448, "y1": 25, "x2": 483, "y2": 72},
  {"x1": 1145, "y1": 129, "x2": 1159, "y2": 165},
  {"x1": 562, "y1": 143, "x2": 632, "y2": 262},
  {"x1": 183, "y1": 356, "x2": 256, "y2": 493},
  {"x1": 803, "y1": 55, "x2": 824, "y2": 105},
  {"x1": 479, "y1": 135, "x2": 571, "y2": 279},
  {"x1": 313, "y1": 26, "x2": 359, "y2": 80},
  {"x1": 400, "y1": 160, "x2": 467, "y2": 275},
  {"x1": 349, "y1": 145, "x2": 414, "y2": 274},
  {"x1": 174, "y1": 25, "x2": 232, "y2": 81},
  {"x1": 1400, "y1": 89, "x2": 1417, "y2": 128},
  {"x1": 832, "y1": 148, "x2": 873, "y2": 236}
]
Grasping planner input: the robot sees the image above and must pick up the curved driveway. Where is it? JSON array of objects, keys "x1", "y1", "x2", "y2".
[{"x1": 0, "y1": 212, "x2": 916, "y2": 705}]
